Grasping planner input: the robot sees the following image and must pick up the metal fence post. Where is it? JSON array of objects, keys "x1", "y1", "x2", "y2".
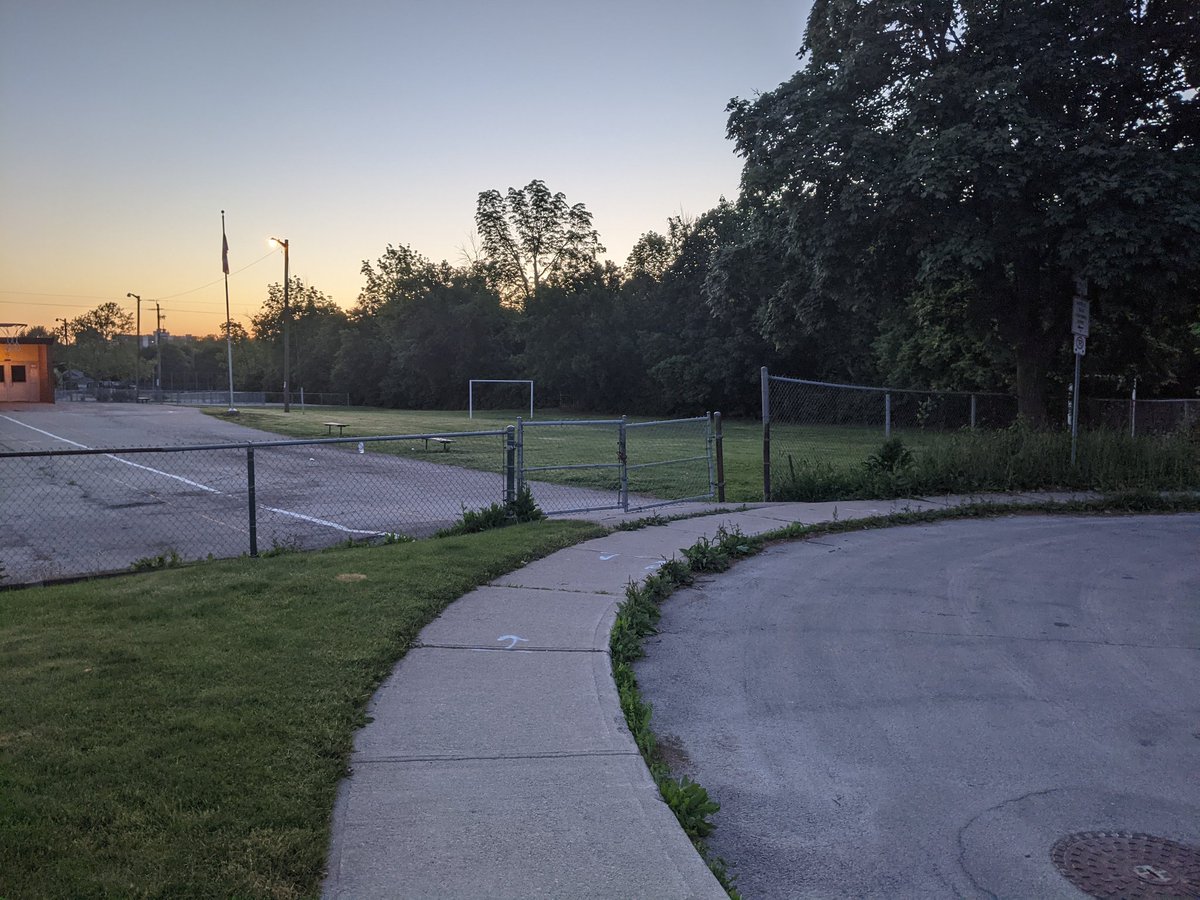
[
  {"x1": 246, "y1": 444, "x2": 258, "y2": 557},
  {"x1": 618, "y1": 415, "x2": 629, "y2": 512},
  {"x1": 970, "y1": 394, "x2": 977, "y2": 429},
  {"x1": 885, "y1": 392, "x2": 892, "y2": 438},
  {"x1": 761, "y1": 366, "x2": 771, "y2": 501},
  {"x1": 1130, "y1": 378, "x2": 1137, "y2": 438},
  {"x1": 504, "y1": 425, "x2": 516, "y2": 506},
  {"x1": 515, "y1": 417, "x2": 525, "y2": 496},
  {"x1": 713, "y1": 411, "x2": 725, "y2": 503}
]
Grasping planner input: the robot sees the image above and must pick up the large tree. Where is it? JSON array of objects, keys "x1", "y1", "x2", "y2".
[
  {"x1": 728, "y1": 0, "x2": 1200, "y2": 420},
  {"x1": 475, "y1": 179, "x2": 605, "y2": 307}
]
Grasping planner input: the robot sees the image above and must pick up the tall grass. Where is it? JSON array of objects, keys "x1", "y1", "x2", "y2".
[{"x1": 773, "y1": 425, "x2": 1199, "y2": 501}]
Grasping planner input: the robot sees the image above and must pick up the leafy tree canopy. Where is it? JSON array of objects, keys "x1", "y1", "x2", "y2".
[
  {"x1": 475, "y1": 179, "x2": 605, "y2": 306},
  {"x1": 727, "y1": 0, "x2": 1200, "y2": 419}
]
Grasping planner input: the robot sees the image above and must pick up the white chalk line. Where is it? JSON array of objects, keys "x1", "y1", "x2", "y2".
[{"x1": 2, "y1": 414, "x2": 378, "y2": 537}]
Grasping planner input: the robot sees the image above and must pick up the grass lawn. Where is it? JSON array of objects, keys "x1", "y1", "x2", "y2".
[
  {"x1": 0, "y1": 519, "x2": 602, "y2": 899},
  {"x1": 207, "y1": 406, "x2": 772, "y2": 503}
]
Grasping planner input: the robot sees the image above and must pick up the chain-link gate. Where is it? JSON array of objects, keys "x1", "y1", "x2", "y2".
[{"x1": 516, "y1": 415, "x2": 722, "y2": 515}]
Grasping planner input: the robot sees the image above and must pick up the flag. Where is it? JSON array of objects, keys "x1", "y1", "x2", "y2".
[{"x1": 222, "y1": 232, "x2": 230, "y2": 275}]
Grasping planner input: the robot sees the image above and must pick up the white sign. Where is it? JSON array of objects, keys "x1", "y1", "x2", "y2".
[
  {"x1": 1072, "y1": 298, "x2": 1090, "y2": 337},
  {"x1": 1073, "y1": 334, "x2": 1087, "y2": 356}
]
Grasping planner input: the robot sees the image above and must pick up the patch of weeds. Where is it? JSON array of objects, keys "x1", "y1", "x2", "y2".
[
  {"x1": 508, "y1": 484, "x2": 545, "y2": 522},
  {"x1": 129, "y1": 549, "x2": 182, "y2": 572},
  {"x1": 437, "y1": 485, "x2": 545, "y2": 537},
  {"x1": 614, "y1": 513, "x2": 670, "y2": 532},
  {"x1": 260, "y1": 537, "x2": 303, "y2": 558},
  {"x1": 864, "y1": 437, "x2": 914, "y2": 476},
  {"x1": 681, "y1": 526, "x2": 761, "y2": 574},
  {"x1": 610, "y1": 542, "x2": 741, "y2": 899}
]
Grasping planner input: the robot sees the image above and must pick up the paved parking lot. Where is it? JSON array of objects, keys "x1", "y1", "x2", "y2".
[
  {"x1": 636, "y1": 515, "x2": 1200, "y2": 898},
  {"x1": 0, "y1": 404, "x2": 615, "y2": 584}
]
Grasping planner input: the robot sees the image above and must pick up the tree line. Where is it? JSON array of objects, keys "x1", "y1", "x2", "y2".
[{"x1": 41, "y1": 2, "x2": 1199, "y2": 419}]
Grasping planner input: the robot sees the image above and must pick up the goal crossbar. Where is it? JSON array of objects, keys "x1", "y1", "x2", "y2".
[{"x1": 468, "y1": 379, "x2": 534, "y2": 419}]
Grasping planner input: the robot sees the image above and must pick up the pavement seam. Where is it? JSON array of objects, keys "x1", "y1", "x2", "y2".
[
  {"x1": 413, "y1": 642, "x2": 608, "y2": 653},
  {"x1": 486, "y1": 582, "x2": 619, "y2": 595},
  {"x1": 350, "y1": 750, "x2": 641, "y2": 764}
]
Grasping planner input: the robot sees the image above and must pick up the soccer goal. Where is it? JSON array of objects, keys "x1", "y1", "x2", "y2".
[{"x1": 468, "y1": 379, "x2": 534, "y2": 419}]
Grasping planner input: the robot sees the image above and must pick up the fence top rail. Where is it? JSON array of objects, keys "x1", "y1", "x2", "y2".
[
  {"x1": 1094, "y1": 396, "x2": 1199, "y2": 404},
  {"x1": 625, "y1": 416, "x2": 709, "y2": 429},
  {"x1": 0, "y1": 429, "x2": 508, "y2": 460},
  {"x1": 768, "y1": 375, "x2": 1011, "y2": 398},
  {"x1": 520, "y1": 418, "x2": 625, "y2": 427}
]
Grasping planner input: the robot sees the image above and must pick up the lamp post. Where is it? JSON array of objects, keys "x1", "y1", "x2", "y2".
[
  {"x1": 269, "y1": 237, "x2": 290, "y2": 412},
  {"x1": 126, "y1": 292, "x2": 141, "y2": 394},
  {"x1": 154, "y1": 302, "x2": 163, "y2": 396}
]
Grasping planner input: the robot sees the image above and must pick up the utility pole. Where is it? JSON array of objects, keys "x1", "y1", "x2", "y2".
[
  {"x1": 155, "y1": 302, "x2": 164, "y2": 396},
  {"x1": 126, "y1": 292, "x2": 141, "y2": 393},
  {"x1": 269, "y1": 237, "x2": 291, "y2": 412}
]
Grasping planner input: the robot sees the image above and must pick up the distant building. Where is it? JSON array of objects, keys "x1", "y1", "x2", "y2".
[{"x1": 2, "y1": 336, "x2": 55, "y2": 403}]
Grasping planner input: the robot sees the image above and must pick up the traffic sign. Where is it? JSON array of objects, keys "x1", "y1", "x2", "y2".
[
  {"x1": 1072, "y1": 298, "x2": 1090, "y2": 337},
  {"x1": 1073, "y1": 334, "x2": 1087, "y2": 356}
]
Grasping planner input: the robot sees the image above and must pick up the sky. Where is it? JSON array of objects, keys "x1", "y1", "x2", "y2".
[{"x1": 0, "y1": 0, "x2": 810, "y2": 338}]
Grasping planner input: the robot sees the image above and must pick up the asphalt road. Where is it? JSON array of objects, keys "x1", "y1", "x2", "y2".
[
  {"x1": 635, "y1": 515, "x2": 1200, "y2": 899},
  {"x1": 0, "y1": 404, "x2": 621, "y2": 583}
]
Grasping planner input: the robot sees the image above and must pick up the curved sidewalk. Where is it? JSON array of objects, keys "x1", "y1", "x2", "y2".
[{"x1": 322, "y1": 492, "x2": 1094, "y2": 899}]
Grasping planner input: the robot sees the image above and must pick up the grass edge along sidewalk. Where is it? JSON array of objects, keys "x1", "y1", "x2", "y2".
[
  {"x1": 611, "y1": 490, "x2": 1200, "y2": 899},
  {"x1": 0, "y1": 519, "x2": 602, "y2": 899}
]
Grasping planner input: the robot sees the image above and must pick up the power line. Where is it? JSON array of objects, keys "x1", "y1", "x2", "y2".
[{"x1": 0, "y1": 248, "x2": 279, "y2": 309}]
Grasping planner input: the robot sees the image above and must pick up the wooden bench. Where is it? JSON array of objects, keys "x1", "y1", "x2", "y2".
[
  {"x1": 423, "y1": 437, "x2": 455, "y2": 451},
  {"x1": 136, "y1": 396, "x2": 151, "y2": 404},
  {"x1": 323, "y1": 422, "x2": 348, "y2": 436}
]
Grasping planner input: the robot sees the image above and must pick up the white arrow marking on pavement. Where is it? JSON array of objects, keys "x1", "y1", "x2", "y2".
[
  {"x1": 599, "y1": 553, "x2": 618, "y2": 561},
  {"x1": 498, "y1": 635, "x2": 529, "y2": 650}
]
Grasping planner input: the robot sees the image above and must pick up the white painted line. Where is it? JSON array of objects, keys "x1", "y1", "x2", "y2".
[
  {"x1": 1, "y1": 414, "x2": 219, "y2": 493},
  {"x1": 3, "y1": 413, "x2": 377, "y2": 537},
  {"x1": 497, "y1": 634, "x2": 529, "y2": 650},
  {"x1": 261, "y1": 505, "x2": 381, "y2": 536},
  {"x1": 599, "y1": 553, "x2": 618, "y2": 561}
]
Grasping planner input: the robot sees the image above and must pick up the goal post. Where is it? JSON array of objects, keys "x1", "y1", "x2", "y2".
[{"x1": 468, "y1": 379, "x2": 534, "y2": 419}]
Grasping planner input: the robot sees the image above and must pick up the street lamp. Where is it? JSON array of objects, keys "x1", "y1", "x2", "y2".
[
  {"x1": 126, "y1": 292, "x2": 141, "y2": 394},
  {"x1": 269, "y1": 237, "x2": 290, "y2": 412}
]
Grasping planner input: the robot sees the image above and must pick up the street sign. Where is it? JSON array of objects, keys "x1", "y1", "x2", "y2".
[
  {"x1": 1074, "y1": 334, "x2": 1087, "y2": 356},
  {"x1": 1072, "y1": 298, "x2": 1090, "y2": 337}
]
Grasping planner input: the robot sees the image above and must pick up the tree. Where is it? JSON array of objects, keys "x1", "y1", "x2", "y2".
[
  {"x1": 475, "y1": 179, "x2": 605, "y2": 307},
  {"x1": 72, "y1": 301, "x2": 134, "y2": 343},
  {"x1": 250, "y1": 278, "x2": 348, "y2": 394},
  {"x1": 728, "y1": 0, "x2": 1200, "y2": 420}
]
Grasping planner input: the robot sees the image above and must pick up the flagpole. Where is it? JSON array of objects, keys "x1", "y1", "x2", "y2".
[{"x1": 222, "y1": 210, "x2": 237, "y2": 414}]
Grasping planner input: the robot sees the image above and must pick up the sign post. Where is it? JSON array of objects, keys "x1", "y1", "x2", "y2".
[{"x1": 1070, "y1": 283, "x2": 1089, "y2": 466}]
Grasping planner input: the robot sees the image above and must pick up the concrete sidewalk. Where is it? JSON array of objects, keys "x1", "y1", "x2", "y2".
[{"x1": 322, "y1": 493, "x2": 1096, "y2": 899}]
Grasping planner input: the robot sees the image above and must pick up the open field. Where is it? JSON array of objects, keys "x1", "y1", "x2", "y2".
[
  {"x1": 206, "y1": 406, "x2": 771, "y2": 503},
  {"x1": 214, "y1": 406, "x2": 1198, "y2": 503},
  {"x1": 0, "y1": 520, "x2": 602, "y2": 898}
]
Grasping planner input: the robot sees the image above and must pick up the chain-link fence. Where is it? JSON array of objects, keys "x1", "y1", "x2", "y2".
[
  {"x1": 761, "y1": 368, "x2": 1017, "y2": 499},
  {"x1": 2, "y1": 415, "x2": 722, "y2": 585},
  {"x1": 1, "y1": 432, "x2": 512, "y2": 585},
  {"x1": 54, "y1": 388, "x2": 351, "y2": 407},
  {"x1": 1084, "y1": 397, "x2": 1200, "y2": 436},
  {"x1": 515, "y1": 415, "x2": 721, "y2": 515}
]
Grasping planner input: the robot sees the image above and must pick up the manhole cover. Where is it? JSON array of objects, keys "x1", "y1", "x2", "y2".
[{"x1": 1051, "y1": 832, "x2": 1200, "y2": 898}]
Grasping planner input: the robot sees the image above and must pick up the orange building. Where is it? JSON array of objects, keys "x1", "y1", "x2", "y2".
[{"x1": 1, "y1": 337, "x2": 55, "y2": 403}]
